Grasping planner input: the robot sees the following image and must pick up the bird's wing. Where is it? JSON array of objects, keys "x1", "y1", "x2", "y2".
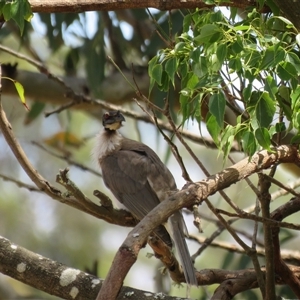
[
  {"x1": 100, "y1": 149, "x2": 172, "y2": 246},
  {"x1": 100, "y1": 149, "x2": 162, "y2": 219}
]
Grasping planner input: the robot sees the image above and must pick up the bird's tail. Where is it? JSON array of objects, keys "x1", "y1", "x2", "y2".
[{"x1": 169, "y1": 211, "x2": 198, "y2": 286}]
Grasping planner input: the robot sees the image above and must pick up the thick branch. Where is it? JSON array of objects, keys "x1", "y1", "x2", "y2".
[
  {"x1": 28, "y1": 0, "x2": 261, "y2": 13},
  {"x1": 2, "y1": 234, "x2": 299, "y2": 300},
  {"x1": 0, "y1": 235, "x2": 185, "y2": 300}
]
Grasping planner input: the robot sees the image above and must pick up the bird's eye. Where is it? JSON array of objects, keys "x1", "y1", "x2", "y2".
[{"x1": 104, "y1": 112, "x2": 110, "y2": 119}]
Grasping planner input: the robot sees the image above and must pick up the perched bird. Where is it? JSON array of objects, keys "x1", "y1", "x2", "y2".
[{"x1": 93, "y1": 110, "x2": 198, "y2": 286}]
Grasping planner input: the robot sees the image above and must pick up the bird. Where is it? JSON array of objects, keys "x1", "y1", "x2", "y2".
[{"x1": 92, "y1": 110, "x2": 198, "y2": 286}]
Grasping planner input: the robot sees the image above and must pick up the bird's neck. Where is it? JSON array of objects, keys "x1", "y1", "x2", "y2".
[{"x1": 92, "y1": 129, "x2": 123, "y2": 162}]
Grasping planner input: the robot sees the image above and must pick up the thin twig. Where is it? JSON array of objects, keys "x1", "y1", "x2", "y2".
[
  {"x1": 0, "y1": 174, "x2": 41, "y2": 192},
  {"x1": 271, "y1": 178, "x2": 300, "y2": 200},
  {"x1": 31, "y1": 141, "x2": 102, "y2": 177},
  {"x1": 264, "y1": 174, "x2": 300, "y2": 198},
  {"x1": 153, "y1": 110, "x2": 192, "y2": 182}
]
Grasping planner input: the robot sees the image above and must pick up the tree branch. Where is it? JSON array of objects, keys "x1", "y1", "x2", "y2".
[
  {"x1": 0, "y1": 235, "x2": 187, "y2": 300},
  {"x1": 28, "y1": 0, "x2": 264, "y2": 13}
]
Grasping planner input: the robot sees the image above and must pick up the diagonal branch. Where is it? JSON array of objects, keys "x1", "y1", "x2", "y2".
[{"x1": 96, "y1": 144, "x2": 300, "y2": 299}]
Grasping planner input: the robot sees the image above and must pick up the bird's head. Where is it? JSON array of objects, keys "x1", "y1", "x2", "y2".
[{"x1": 102, "y1": 110, "x2": 125, "y2": 131}]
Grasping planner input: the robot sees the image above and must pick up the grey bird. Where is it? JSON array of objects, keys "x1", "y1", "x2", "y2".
[{"x1": 93, "y1": 110, "x2": 198, "y2": 286}]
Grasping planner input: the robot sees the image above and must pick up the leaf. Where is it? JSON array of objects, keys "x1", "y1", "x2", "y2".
[
  {"x1": 206, "y1": 114, "x2": 221, "y2": 146},
  {"x1": 183, "y1": 14, "x2": 192, "y2": 32},
  {"x1": 13, "y1": 80, "x2": 29, "y2": 110},
  {"x1": 265, "y1": 76, "x2": 277, "y2": 101},
  {"x1": 151, "y1": 64, "x2": 163, "y2": 85},
  {"x1": 275, "y1": 122, "x2": 286, "y2": 133},
  {"x1": 216, "y1": 43, "x2": 227, "y2": 67},
  {"x1": 255, "y1": 127, "x2": 272, "y2": 151},
  {"x1": 179, "y1": 93, "x2": 190, "y2": 123},
  {"x1": 291, "y1": 86, "x2": 300, "y2": 110},
  {"x1": 192, "y1": 56, "x2": 208, "y2": 78},
  {"x1": 9, "y1": 0, "x2": 33, "y2": 34},
  {"x1": 260, "y1": 46, "x2": 285, "y2": 70},
  {"x1": 277, "y1": 86, "x2": 292, "y2": 121},
  {"x1": 165, "y1": 57, "x2": 177, "y2": 87},
  {"x1": 24, "y1": 102, "x2": 45, "y2": 125},
  {"x1": 286, "y1": 52, "x2": 300, "y2": 73},
  {"x1": 231, "y1": 37, "x2": 244, "y2": 55},
  {"x1": 208, "y1": 93, "x2": 226, "y2": 128},
  {"x1": 2, "y1": 3, "x2": 12, "y2": 21},
  {"x1": 194, "y1": 24, "x2": 222, "y2": 44},
  {"x1": 277, "y1": 61, "x2": 298, "y2": 81},
  {"x1": 256, "y1": 92, "x2": 276, "y2": 128},
  {"x1": 244, "y1": 50, "x2": 261, "y2": 68},
  {"x1": 242, "y1": 131, "x2": 256, "y2": 156},
  {"x1": 243, "y1": 83, "x2": 252, "y2": 102}
]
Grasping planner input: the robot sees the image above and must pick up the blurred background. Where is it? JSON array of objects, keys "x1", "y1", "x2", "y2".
[{"x1": 0, "y1": 8, "x2": 299, "y2": 299}]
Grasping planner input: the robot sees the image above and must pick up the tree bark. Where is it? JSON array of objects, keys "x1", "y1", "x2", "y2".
[{"x1": 28, "y1": 0, "x2": 260, "y2": 13}]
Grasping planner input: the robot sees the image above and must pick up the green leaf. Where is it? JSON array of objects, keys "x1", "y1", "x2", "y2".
[
  {"x1": 151, "y1": 64, "x2": 163, "y2": 85},
  {"x1": 286, "y1": 52, "x2": 300, "y2": 74},
  {"x1": 194, "y1": 24, "x2": 222, "y2": 44},
  {"x1": 242, "y1": 131, "x2": 256, "y2": 156},
  {"x1": 291, "y1": 86, "x2": 300, "y2": 110},
  {"x1": 256, "y1": 92, "x2": 276, "y2": 128},
  {"x1": 8, "y1": 0, "x2": 33, "y2": 34},
  {"x1": 10, "y1": 79, "x2": 29, "y2": 110},
  {"x1": 231, "y1": 37, "x2": 244, "y2": 55},
  {"x1": 260, "y1": 46, "x2": 285, "y2": 70},
  {"x1": 192, "y1": 56, "x2": 208, "y2": 78},
  {"x1": 216, "y1": 43, "x2": 227, "y2": 67},
  {"x1": 178, "y1": 61, "x2": 188, "y2": 79},
  {"x1": 208, "y1": 93, "x2": 226, "y2": 128},
  {"x1": 228, "y1": 57, "x2": 242, "y2": 72},
  {"x1": 265, "y1": 76, "x2": 278, "y2": 101},
  {"x1": 244, "y1": 50, "x2": 261, "y2": 68},
  {"x1": 165, "y1": 57, "x2": 177, "y2": 87},
  {"x1": 255, "y1": 127, "x2": 272, "y2": 151},
  {"x1": 148, "y1": 56, "x2": 158, "y2": 74},
  {"x1": 277, "y1": 61, "x2": 298, "y2": 81},
  {"x1": 275, "y1": 122, "x2": 286, "y2": 133},
  {"x1": 206, "y1": 114, "x2": 221, "y2": 146},
  {"x1": 2, "y1": 3, "x2": 11, "y2": 20},
  {"x1": 243, "y1": 84, "x2": 252, "y2": 102},
  {"x1": 277, "y1": 86, "x2": 292, "y2": 121},
  {"x1": 24, "y1": 102, "x2": 45, "y2": 125},
  {"x1": 159, "y1": 71, "x2": 169, "y2": 91},
  {"x1": 179, "y1": 93, "x2": 190, "y2": 123},
  {"x1": 223, "y1": 135, "x2": 235, "y2": 161},
  {"x1": 183, "y1": 14, "x2": 192, "y2": 32}
]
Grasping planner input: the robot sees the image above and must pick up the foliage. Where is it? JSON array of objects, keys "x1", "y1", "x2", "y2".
[
  {"x1": 149, "y1": 8, "x2": 300, "y2": 158},
  {"x1": 0, "y1": 0, "x2": 32, "y2": 34}
]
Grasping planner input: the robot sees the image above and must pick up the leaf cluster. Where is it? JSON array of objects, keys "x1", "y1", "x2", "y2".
[
  {"x1": 0, "y1": 0, "x2": 32, "y2": 34},
  {"x1": 148, "y1": 8, "x2": 300, "y2": 159}
]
